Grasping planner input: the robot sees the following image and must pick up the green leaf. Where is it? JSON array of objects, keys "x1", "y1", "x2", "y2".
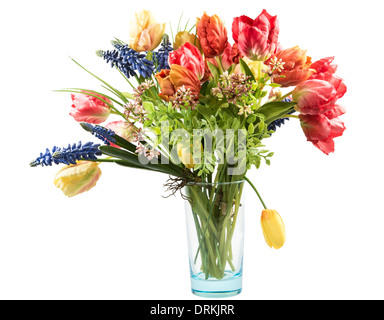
[
  {"x1": 248, "y1": 123, "x2": 255, "y2": 134},
  {"x1": 239, "y1": 58, "x2": 256, "y2": 82},
  {"x1": 70, "y1": 58, "x2": 128, "y2": 104},
  {"x1": 257, "y1": 101, "x2": 296, "y2": 125},
  {"x1": 197, "y1": 105, "x2": 215, "y2": 119},
  {"x1": 143, "y1": 101, "x2": 155, "y2": 112},
  {"x1": 100, "y1": 146, "x2": 183, "y2": 177},
  {"x1": 207, "y1": 61, "x2": 220, "y2": 82}
]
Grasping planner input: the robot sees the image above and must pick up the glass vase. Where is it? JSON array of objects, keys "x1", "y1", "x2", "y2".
[{"x1": 184, "y1": 180, "x2": 245, "y2": 298}]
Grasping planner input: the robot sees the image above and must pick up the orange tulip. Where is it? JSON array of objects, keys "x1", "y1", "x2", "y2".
[
  {"x1": 196, "y1": 12, "x2": 228, "y2": 58},
  {"x1": 155, "y1": 69, "x2": 176, "y2": 102},
  {"x1": 169, "y1": 64, "x2": 201, "y2": 97},
  {"x1": 271, "y1": 46, "x2": 315, "y2": 87},
  {"x1": 155, "y1": 65, "x2": 201, "y2": 102}
]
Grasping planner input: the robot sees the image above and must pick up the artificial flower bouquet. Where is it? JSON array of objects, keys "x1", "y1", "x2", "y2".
[{"x1": 31, "y1": 9, "x2": 346, "y2": 297}]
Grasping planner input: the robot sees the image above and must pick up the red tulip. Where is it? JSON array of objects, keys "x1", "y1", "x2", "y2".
[
  {"x1": 169, "y1": 42, "x2": 205, "y2": 80},
  {"x1": 309, "y1": 56, "x2": 346, "y2": 99},
  {"x1": 310, "y1": 57, "x2": 338, "y2": 77},
  {"x1": 221, "y1": 42, "x2": 243, "y2": 70},
  {"x1": 323, "y1": 105, "x2": 346, "y2": 119},
  {"x1": 196, "y1": 12, "x2": 228, "y2": 58},
  {"x1": 292, "y1": 79, "x2": 338, "y2": 115},
  {"x1": 232, "y1": 10, "x2": 279, "y2": 61},
  {"x1": 299, "y1": 114, "x2": 346, "y2": 155}
]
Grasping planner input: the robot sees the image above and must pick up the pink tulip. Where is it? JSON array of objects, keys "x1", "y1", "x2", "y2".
[
  {"x1": 70, "y1": 91, "x2": 111, "y2": 124},
  {"x1": 232, "y1": 10, "x2": 279, "y2": 61},
  {"x1": 105, "y1": 121, "x2": 138, "y2": 148},
  {"x1": 299, "y1": 114, "x2": 346, "y2": 155},
  {"x1": 169, "y1": 42, "x2": 205, "y2": 80}
]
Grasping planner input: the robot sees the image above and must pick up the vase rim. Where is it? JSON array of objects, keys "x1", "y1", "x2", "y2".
[{"x1": 186, "y1": 179, "x2": 245, "y2": 187}]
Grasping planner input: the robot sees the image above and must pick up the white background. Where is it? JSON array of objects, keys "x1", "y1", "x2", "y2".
[{"x1": 1, "y1": 0, "x2": 383, "y2": 300}]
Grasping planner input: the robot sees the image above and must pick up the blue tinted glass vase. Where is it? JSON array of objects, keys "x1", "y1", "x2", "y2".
[{"x1": 184, "y1": 180, "x2": 245, "y2": 298}]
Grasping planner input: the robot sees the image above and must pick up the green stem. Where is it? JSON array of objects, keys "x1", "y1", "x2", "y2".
[
  {"x1": 284, "y1": 114, "x2": 299, "y2": 119},
  {"x1": 244, "y1": 176, "x2": 267, "y2": 209},
  {"x1": 277, "y1": 90, "x2": 294, "y2": 102}
]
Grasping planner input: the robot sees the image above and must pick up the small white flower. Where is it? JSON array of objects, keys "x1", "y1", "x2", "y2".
[
  {"x1": 147, "y1": 148, "x2": 160, "y2": 160},
  {"x1": 135, "y1": 143, "x2": 147, "y2": 155},
  {"x1": 238, "y1": 104, "x2": 253, "y2": 117}
]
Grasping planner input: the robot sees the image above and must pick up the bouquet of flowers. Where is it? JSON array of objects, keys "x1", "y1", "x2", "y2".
[{"x1": 30, "y1": 9, "x2": 346, "y2": 297}]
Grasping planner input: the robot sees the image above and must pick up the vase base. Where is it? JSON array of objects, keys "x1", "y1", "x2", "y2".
[
  {"x1": 190, "y1": 271, "x2": 242, "y2": 298},
  {"x1": 192, "y1": 288, "x2": 242, "y2": 298}
]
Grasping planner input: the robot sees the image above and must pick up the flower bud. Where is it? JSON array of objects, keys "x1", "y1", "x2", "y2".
[{"x1": 260, "y1": 209, "x2": 286, "y2": 249}]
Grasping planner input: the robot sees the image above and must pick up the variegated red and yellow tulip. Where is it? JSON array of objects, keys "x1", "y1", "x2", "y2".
[
  {"x1": 70, "y1": 91, "x2": 111, "y2": 124},
  {"x1": 53, "y1": 161, "x2": 102, "y2": 197},
  {"x1": 169, "y1": 42, "x2": 205, "y2": 80}
]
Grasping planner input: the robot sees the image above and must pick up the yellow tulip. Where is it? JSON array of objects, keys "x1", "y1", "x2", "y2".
[
  {"x1": 244, "y1": 58, "x2": 267, "y2": 80},
  {"x1": 176, "y1": 142, "x2": 202, "y2": 169},
  {"x1": 173, "y1": 31, "x2": 202, "y2": 52},
  {"x1": 53, "y1": 161, "x2": 101, "y2": 197},
  {"x1": 260, "y1": 209, "x2": 286, "y2": 249},
  {"x1": 128, "y1": 10, "x2": 166, "y2": 52}
]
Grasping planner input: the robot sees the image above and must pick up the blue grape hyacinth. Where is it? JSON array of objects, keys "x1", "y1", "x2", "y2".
[
  {"x1": 97, "y1": 41, "x2": 155, "y2": 79},
  {"x1": 154, "y1": 35, "x2": 173, "y2": 72},
  {"x1": 80, "y1": 122, "x2": 116, "y2": 145},
  {"x1": 30, "y1": 142, "x2": 101, "y2": 167}
]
